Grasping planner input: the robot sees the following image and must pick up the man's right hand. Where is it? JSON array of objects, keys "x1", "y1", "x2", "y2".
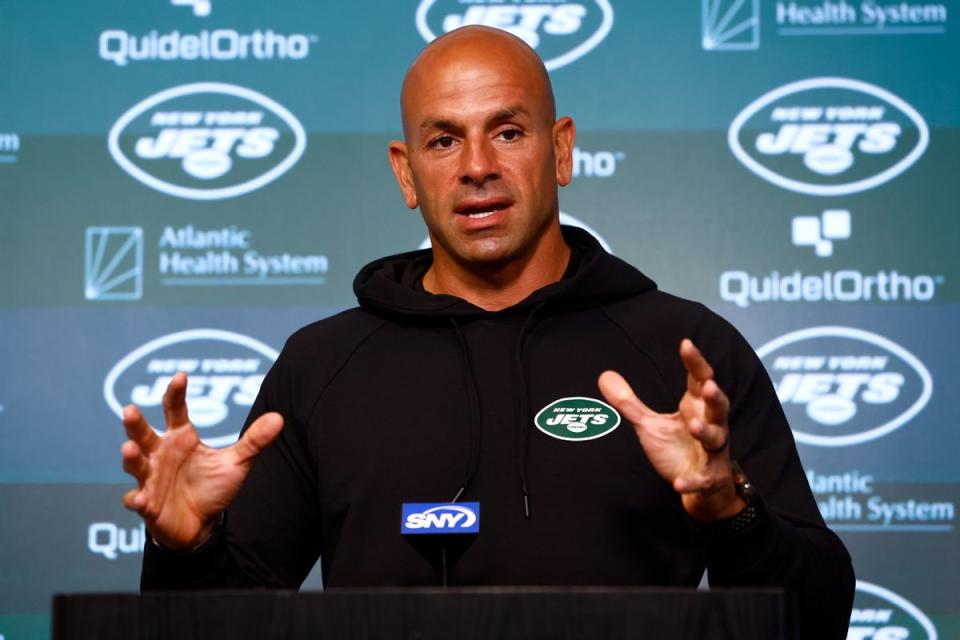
[{"x1": 120, "y1": 372, "x2": 284, "y2": 550}]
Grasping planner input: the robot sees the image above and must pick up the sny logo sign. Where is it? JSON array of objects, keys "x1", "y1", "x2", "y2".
[{"x1": 401, "y1": 503, "x2": 480, "y2": 534}]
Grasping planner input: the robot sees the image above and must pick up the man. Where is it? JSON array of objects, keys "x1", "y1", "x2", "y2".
[{"x1": 121, "y1": 26, "x2": 854, "y2": 639}]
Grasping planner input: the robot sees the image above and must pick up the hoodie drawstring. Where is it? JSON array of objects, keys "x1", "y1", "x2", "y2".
[
  {"x1": 448, "y1": 318, "x2": 481, "y2": 504},
  {"x1": 514, "y1": 302, "x2": 545, "y2": 519},
  {"x1": 448, "y1": 304, "x2": 545, "y2": 519}
]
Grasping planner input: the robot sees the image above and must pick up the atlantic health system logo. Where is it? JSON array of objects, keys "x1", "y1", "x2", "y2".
[
  {"x1": 729, "y1": 77, "x2": 928, "y2": 195},
  {"x1": 85, "y1": 227, "x2": 144, "y2": 301},
  {"x1": 702, "y1": 0, "x2": 759, "y2": 50},
  {"x1": 702, "y1": 1, "x2": 948, "y2": 51},
  {"x1": 416, "y1": 0, "x2": 613, "y2": 70},
  {"x1": 108, "y1": 83, "x2": 306, "y2": 200}
]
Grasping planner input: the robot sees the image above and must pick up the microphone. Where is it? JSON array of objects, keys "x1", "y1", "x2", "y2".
[{"x1": 401, "y1": 502, "x2": 480, "y2": 586}]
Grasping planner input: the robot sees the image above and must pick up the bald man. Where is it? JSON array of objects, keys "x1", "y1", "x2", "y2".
[{"x1": 126, "y1": 27, "x2": 853, "y2": 639}]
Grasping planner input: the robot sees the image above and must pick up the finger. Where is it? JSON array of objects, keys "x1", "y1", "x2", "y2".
[
  {"x1": 702, "y1": 379, "x2": 730, "y2": 426},
  {"x1": 674, "y1": 471, "x2": 722, "y2": 495},
  {"x1": 680, "y1": 339, "x2": 714, "y2": 386},
  {"x1": 122, "y1": 404, "x2": 160, "y2": 453},
  {"x1": 122, "y1": 488, "x2": 147, "y2": 513},
  {"x1": 688, "y1": 416, "x2": 729, "y2": 455},
  {"x1": 121, "y1": 440, "x2": 150, "y2": 485},
  {"x1": 597, "y1": 370, "x2": 654, "y2": 426},
  {"x1": 162, "y1": 372, "x2": 191, "y2": 428},
  {"x1": 230, "y1": 412, "x2": 284, "y2": 464}
]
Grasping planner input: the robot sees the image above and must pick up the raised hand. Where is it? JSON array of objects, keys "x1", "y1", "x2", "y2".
[
  {"x1": 598, "y1": 339, "x2": 745, "y2": 522},
  {"x1": 120, "y1": 372, "x2": 283, "y2": 549}
]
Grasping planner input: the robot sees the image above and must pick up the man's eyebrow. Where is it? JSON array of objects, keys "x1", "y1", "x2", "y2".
[
  {"x1": 418, "y1": 106, "x2": 532, "y2": 135},
  {"x1": 420, "y1": 117, "x2": 461, "y2": 135},
  {"x1": 488, "y1": 106, "x2": 531, "y2": 124}
]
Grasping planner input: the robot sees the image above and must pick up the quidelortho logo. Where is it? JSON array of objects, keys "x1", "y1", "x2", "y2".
[
  {"x1": 0, "y1": 131, "x2": 19, "y2": 163},
  {"x1": 104, "y1": 329, "x2": 278, "y2": 447},
  {"x1": 792, "y1": 209, "x2": 850, "y2": 257},
  {"x1": 416, "y1": 0, "x2": 613, "y2": 70},
  {"x1": 99, "y1": 29, "x2": 315, "y2": 66},
  {"x1": 808, "y1": 469, "x2": 955, "y2": 533},
  {"x1": 85, "y1": 227, "x2": 144, "y2": 301},
  {"x1": 88, "y1": 522, "x2": 146, "y2": 560},
  {"x1": 172, "y1": 0, "x2": 211, "y2": 17},
  {"x1": 571, "y1": 146, "x2": 625, "y2": 178},
  {"x1": 729, "y1": 78, "x2": 928, "y2": 195},
  {"x1": 757, "y1": 327, "x2": 932, "y2": 447},
  {"x1": 99, "y1": 0, "x2": 316, "y2": 66},
  {"x1": 702, "y1": 0, "x2": 760, "y2": 50},
  {"x1": 535, "y1": 397, "x2": 620, "y2": 441},
  {"x1": 108, "y1": 83, "x2": 306, "y2": 200},
  {"x1": 849, "y1": 581, "x2": 938, "y2": 640},
  {"x1": 719, "y1": 211, "x2": 943, "y2": 307},
  {"x1": 402, "y1": 502, "x2": 480, "y2": 533}
]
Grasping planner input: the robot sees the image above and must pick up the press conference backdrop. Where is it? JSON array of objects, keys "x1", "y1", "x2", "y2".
[{"x1": 1, "y1": 1, "x2": 958, "y2": 638}]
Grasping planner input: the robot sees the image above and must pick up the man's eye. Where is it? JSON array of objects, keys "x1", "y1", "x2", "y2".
[
  {"x1": 499, "y1": 128, "x2": 522, "y2": 142},
  {"x1": 432, "y1": 136, "x2": 455, "y2": 149}
]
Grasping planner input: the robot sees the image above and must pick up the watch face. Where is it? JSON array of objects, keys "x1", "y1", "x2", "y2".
[{"x1": 731, "y1": 461, "x2": 756, "y2": 500}]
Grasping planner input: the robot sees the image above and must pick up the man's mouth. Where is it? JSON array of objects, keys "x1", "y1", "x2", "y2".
[{"x1": 455, "y1": 199, "x2": 512, "y2": 219}]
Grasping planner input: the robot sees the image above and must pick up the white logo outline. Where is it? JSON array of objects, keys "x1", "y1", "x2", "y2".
[
  {"x1": 854, "y1": 580, "x2": 938, "y2": 640},
  {"x1": 410, "y1": 505, "x2": 478, "y2": 529},
  {"x1": 756, "y1": 326, "x2": 932, "y2": 447},
  {"x1": 728, "y1": 77, "x2": 929, "y2": 196},
  {"x1": 108, "y1": 82, "x2": 306, "y2": 200},
  {"x1": 104, "y1": 328, "x2": 279, "y2": 447},
  {"x1": 415, "y1": 0, "x2": 614, "y2": 71}
]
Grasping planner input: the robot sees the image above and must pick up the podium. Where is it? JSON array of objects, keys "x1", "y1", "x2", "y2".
[{"x1": 54, "y1": 588, "x2": 796, "y2": 639}]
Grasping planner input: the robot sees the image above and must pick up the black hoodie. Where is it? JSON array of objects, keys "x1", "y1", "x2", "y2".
[{"x1": 142, "y1": 227, "x2": 854, "y2": 639}]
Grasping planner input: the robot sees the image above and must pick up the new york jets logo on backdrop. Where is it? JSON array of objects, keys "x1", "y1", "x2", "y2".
[
  {"x1": 535, "y1": 397, "x2": 620, "y2": 441},
  {"x1": 108, "y1": 82, "x2": 306, "y2": 200},
  {"x1": 416, "y1": 0, "x2": 613, "y2": 71},
  {"x1": 728, "y1": 77, "x2": 928, "y2": 196},
  {"x1": 849, "y1": 581, "x2": 938, "y2": 640}
]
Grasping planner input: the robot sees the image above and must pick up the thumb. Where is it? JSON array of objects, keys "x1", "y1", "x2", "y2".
[
  {"x1": 598, "y1": 370, "x2": 653, "y2": 426},
  {"x1": 230, "y1": 412, "x2": 284, "y2": 464}
]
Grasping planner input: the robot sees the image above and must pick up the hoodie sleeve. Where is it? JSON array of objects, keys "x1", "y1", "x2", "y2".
[
  {"x1": 140, "y1": 336, "x2": 323, "y2": 590},
  {"x1": 691, "y1": 308, "x2": 855, "y2": 640}
]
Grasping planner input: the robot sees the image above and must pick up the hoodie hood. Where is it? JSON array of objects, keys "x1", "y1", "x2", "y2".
[{"x1": 354, "y1": 226, "x2": 657, "y2": 319}]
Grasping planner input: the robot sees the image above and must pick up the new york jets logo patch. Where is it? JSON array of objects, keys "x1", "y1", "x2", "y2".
[{"x1": 534, "y1": 397, "x2": 621, "y2": 441}]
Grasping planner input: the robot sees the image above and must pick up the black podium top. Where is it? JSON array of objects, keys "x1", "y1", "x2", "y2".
[{"x1": 54, "y1": 587, "x2": 795, "y2": 640}]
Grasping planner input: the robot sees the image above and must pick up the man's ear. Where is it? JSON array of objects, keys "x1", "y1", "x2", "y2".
[
  {"x1": 553, "y1": 116, "x2": 576, "y2": 187},
  {"x1": 388, "y1": 140, "x2": 418, "y2": 209}
]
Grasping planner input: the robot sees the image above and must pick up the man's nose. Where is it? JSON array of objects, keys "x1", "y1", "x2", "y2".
[{"x1": 458, "y1": 136, "x2": 500, "y2": 185}]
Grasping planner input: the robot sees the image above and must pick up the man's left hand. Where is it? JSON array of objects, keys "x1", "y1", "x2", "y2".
[{"x1": 598, "y1": 339, "x2": 746, "y2": 522}]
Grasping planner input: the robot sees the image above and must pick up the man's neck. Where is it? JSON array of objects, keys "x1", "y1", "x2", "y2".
[{"x1": 423, "y1": 231, "x2": 571, "y2": 312}]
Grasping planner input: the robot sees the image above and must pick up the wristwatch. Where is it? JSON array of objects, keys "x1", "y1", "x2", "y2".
[
  {"x1": 722, "y1": 461, "x2": 762, "y2": 535},
  {"x1": 694, "y1": 461, "x2": 764, "y2": 539}
]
